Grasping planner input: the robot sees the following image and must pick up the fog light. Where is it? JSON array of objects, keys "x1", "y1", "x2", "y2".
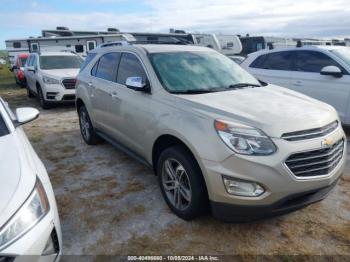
[{"x1": 223, "y1": 176, "x2": 265, "y2": 197}]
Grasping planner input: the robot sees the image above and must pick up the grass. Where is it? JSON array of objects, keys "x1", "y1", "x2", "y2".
[{"x1": 0, "y1": 50, "x2": 16, "y2": 88}]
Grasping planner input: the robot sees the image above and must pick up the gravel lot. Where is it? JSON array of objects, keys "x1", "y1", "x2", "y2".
[{"x1": 1, "y1": 85, "x2": 350, "y2": 257}]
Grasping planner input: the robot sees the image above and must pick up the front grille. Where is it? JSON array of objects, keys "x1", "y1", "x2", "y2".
[
  {"x1": 62, "y1": 78, "x2": 76, "y2": 89},
  {"x1": 281, "y1": 121, "x2": 338, "y2": 141},
  {"x1": 285, "y1": 139, "x2": 344, "y2": 177},
  {"x1": 62, "y1": 94, "x2": 76, "y2": 101}
]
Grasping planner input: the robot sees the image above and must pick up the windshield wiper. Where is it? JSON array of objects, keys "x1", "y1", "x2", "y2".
[
  {"x1": 227, "y1": 83, "x2": 261, "y2": 89},
  {"x1": 171, "y1": 88, "x2": 222, "y2": 94}
]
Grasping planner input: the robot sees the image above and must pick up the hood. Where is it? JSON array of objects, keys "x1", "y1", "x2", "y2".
[
  {"x1": 175, "y1": 84, "x2": 338, "y2": 138},
  {"x1": 0, "y1": 133, "x2": 36, "y2": 227},
  {"x1": 41, "y1": 68, "x2": 80, "y2": 79}
]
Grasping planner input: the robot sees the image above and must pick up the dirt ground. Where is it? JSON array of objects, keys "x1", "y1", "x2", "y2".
[{"x1": 1, "y1": 84, "x2": 350, "y2": 257}]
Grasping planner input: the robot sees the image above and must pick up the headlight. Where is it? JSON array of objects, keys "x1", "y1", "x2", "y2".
[
  {"x1": 214, "y1": 120, "x2": 277, "y2": 155},
  {"x1": 42, "y1": 76, "x2": 60, "y2": 85},
  {"x1": 0, "y1": 178, "x2": 50, "y2": 249}
]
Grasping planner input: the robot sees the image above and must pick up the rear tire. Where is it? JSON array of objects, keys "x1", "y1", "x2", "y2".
[
  {"x1": 37, "y1": 85, "x2": 50, "y2": 109},
  {"x1": 157, "y1": 145, "x2": 208, "y2": 220},
  {"x1": 78, "y1": 105, "x2": 101, "y2": 145}
]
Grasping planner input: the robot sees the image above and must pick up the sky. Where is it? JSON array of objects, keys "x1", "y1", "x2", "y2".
[{"x1": 1, "y1": 0, "x2": 350, "y2": 49}]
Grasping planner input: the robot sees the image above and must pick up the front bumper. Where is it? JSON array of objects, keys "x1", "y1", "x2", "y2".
[
  {"x1": 42, "y1": 83, "x2": 75, "y2": 102},
  {"x1": 201, "y1": 126, "x2": 346, "y2": 221},
  {"x1": 211, "y1": 177, "x2": 340, "y2": 222},
  {"x1": 0, "y1": 208, "x2": 61, "y2": 261}
]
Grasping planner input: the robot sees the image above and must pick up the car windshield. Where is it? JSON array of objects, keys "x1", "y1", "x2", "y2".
[
  {"x1": 149, "y1": 51, "x2": 260, "y2": 93},
  {"x1": 20, "y1": 57, "x2": 27, "y2": 66},
  {"x1": 40, "y1": 55, "x2": 83, "y2": 70},
  {"x1": 331, "y1": 48, "x2": 350, "y2": 66}
]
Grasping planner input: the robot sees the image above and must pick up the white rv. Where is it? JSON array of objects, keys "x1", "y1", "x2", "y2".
[
  {"x1": 5, "y1": 33, "x2": 135, "y2": 67},
  {"x1": 190, "y1": 34, "x2": 242, "y2": 55}
]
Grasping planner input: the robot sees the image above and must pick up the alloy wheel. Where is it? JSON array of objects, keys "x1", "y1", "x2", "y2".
[{"x1": 162, "y1": 158, "x2": 192, "y2": 211}]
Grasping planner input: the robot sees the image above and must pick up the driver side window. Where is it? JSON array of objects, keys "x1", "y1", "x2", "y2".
[
  {"x1": 116, "y1": 53, "x2": 148, "y2": 86},
  {"x1": 295, "y1": 51, "x2": 345, "y2": 73}
]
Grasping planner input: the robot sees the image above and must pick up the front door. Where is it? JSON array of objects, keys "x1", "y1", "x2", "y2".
[{"x1": 290, "y1": 50, "x2": 350, "y2": 122}]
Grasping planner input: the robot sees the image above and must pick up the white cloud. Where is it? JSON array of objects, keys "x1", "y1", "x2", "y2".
[{"x1": 1, "y1": 0, "x2": 349, "y2": 40}]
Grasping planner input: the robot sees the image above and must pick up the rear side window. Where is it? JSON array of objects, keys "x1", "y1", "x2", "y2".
[
  {"x1": 94, "y1": 52, "x2": 121, "y2": 81},
  {"x1": 250, "y1": 51, "x2": 294, "y2": 70},
  {"x1": 116, "y1": 53, "x2": 147, "y2": 85},
  {"x1": 80, "y1": 53, "x2": 97, "y2": 72},
  {"x1": 295, "y1": 51, "x2": 344, "y2": 73},
  {"x1": 13, "y1": 42, "x2": 21, "y2": 48}
]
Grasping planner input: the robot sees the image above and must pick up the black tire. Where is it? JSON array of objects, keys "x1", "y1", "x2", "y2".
[
  {"x1": 78, "y1": 105, "x2": 101, "y2": 145},
  {"x1": 157, "y1": 145, "x2": 208, "y2": 220},
  {"x1": 37, "y1": 85, "x2": 50, "y2": 109},
  {"x1": 26, "y1": 81, "x2": 34, "y2": 97}
]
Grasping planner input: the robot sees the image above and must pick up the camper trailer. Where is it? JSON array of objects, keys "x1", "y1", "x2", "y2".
[
  {"x1": 189, "y1": 34, "x2": 242, "y2": 55},
  {"x1": 239, "y1": 36, "x2": 296, "y2": 56},
  {"x1": 5, "y1": 33, "x2": 135, "y2": 67}
]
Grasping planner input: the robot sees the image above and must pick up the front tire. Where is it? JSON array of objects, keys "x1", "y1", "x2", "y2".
[
  {"x1": 78, "y1": 105, "x2": 101, "y2": 145},
  {"x1": 157, "y1": 146, "x2": 208, "y2": 220},
  {"x1": 37, "y1": 85, "x2": 50, "y2": 109}
]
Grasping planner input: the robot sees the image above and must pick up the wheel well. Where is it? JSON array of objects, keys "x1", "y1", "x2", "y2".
[
  {"x1": 36, "y1": 82, "x2": 41, "y2": 89},
  {"x1": 76, "y1": 98, "x2": 85, "y2": 113},
  {"x1": 152, "y1": 135, "x2": 197, "y2": 174}
]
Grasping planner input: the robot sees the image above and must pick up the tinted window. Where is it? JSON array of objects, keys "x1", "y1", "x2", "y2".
[
  {"x1": 13, "y1": 42, "x2": 21, "y2": 48},
  {"x1": 75, "y1": 45, "x2": 84, "y2": 53},
  {"x1": 32, "y1": 56, "x2": 38, "y2": 67},
  {"x1": 20, "y1": 57, "x2": 27, "y2": 67},
  {"x1": 117, "y1": 53, "x2": 147, "y2": 85},
  {"x1": 31, "y1": 43, "x2": 38, "y2": 52},
  {"x1": 80, "y1": 52, "x2": 97, "y2": 72},
  {"x1": 251, "y1": 51, "x2": 294, "y2": 70},
  {"x1": 95, "y1": 53, "x2": 121, "y2": 81},
  {"x1": 39, "y1": 55, "x2": 83, "y2": 70},
  {"x1": 0, "y1": 114, "x2": 9, "y2": 137},
  {"x1": 26, "y1": 55, "x2": 33, "y2": 66},
  {"x1": 87, "y1": 41, "x2": 96, "y2": 51},
  {"x1": 296, "y1": 51, "x2": 344, "y2": 73}
]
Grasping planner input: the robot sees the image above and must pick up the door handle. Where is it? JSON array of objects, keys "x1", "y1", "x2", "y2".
[{"x1": 110, "y1": 92, "x2": 118, "y2": 99}]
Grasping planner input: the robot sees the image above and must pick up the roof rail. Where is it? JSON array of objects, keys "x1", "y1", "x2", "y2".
[{"x1": 97, "y1": 41, "x2": 131, "y2": 48}]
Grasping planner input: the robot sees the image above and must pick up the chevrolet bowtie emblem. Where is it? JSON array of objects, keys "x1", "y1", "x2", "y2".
[{"x1": 321, "y1": 138, "x2": 333, "y2": 148}]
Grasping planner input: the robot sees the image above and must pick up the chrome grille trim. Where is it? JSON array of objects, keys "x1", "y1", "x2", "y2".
[
  {"x1": 285, "y1": 139, "x2": 344, "y2": 178},
  {"x1": 62, "y1": 78, "x2": 76, "y2": 89},
  {"x1": 281, "y1": 121, "x2": 338, "y2": 141}
]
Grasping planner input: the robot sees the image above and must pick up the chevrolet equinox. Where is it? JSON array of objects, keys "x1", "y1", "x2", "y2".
[{"x1": 75, "y1": 43, "x2": 346, "y2": 221}]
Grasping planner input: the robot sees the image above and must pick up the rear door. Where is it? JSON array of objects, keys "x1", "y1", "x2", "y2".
[
  {"x1": 90, "y1": 52, "x2": 121, "y2": 134},
  {"x1": 291, "y1": 50, "x2": 350, "y2": 121},
  {"x1": 247, "y1": 51, "x2": 295, "y2": 88},
  {"x1": 108, "y1": 52, "x2": 151, "y2": 156}
]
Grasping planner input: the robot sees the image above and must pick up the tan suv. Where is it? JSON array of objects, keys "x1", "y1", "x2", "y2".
[{"x1": 75, "y1": 43, "x2": 346, "y2": 221}]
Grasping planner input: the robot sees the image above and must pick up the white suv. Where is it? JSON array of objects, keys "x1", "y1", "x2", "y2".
[
  {"x1": 241, "y1": 46, "x2": 350, "y2": 124},
  {"x1": 24, "y1": 52, "x2": 83, "y2": 109}
]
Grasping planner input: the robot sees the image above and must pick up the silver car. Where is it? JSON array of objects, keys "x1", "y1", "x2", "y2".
[{"x1": 75, "y1": 44, "x2": 346, "y2": 221}]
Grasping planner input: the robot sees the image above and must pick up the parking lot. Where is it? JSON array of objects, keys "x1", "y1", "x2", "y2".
[{"x1": 0, "y1": 80, "x2": 350, "y2": 256}]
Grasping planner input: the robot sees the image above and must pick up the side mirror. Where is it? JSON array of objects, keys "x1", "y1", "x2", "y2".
[
  {"x1": 27, "y1": 66, "x2": 36, "y2": 72},
  {"x1": 320, "y1": 66, "x2": 343, "y2": 78},
  {"x1": 15, "y1": 107, "x2": 39, "y2": 126},
  {"x1": 125, "y1": 76, "x2": 150, "y2": 92}
]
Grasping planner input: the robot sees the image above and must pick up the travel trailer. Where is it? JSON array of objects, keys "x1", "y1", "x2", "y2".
[
  {"x1": 239, "y1": 36, "x2": 297, "y2": 56},
  {"x1": 5, "y1": 33, "x2": 135, "y2": 67},
  {"x1": 191, "y1": 34, "x2": 242, "y2": 55}
]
